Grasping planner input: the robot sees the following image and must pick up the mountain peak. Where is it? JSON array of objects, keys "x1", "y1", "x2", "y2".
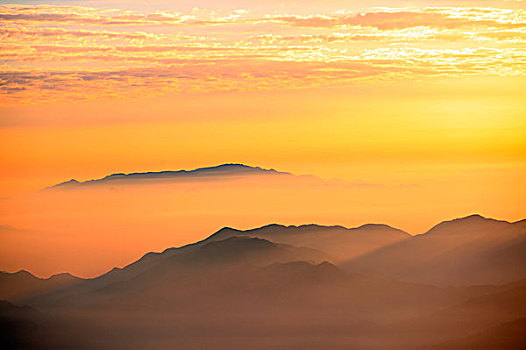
[
  {"x1": 424, "y1": 214, "x2": 509, "y2": 236},
  {"x1": 1, "y1": 269, "x2": 82, "y2": 282},
  {"x1": 208, "y1": 226, "x2": 243, "y2": 239},
  {"x1": 456, "y1": 213, "x2": 486, "y2": 221},
  {"x1": 444, "y1": 213, "x2": 503, "y2": 225},
  {"x1": 48, "y1": 272, "x2": 82, "y2": 281},
  {"x1": 13, "y1": 269, "x2": 36, "y2": 278},
  {"x1": 355, "y1": 223, "x2": 400, "y2": 231}
]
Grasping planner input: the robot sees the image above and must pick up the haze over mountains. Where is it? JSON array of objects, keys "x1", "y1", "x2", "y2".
[
  {"x1": 5, "y1": 162, "x2": 523, "y2": 278},
  {"x1": 1, "y1": 214, "x2": 525, "y2": 349}
]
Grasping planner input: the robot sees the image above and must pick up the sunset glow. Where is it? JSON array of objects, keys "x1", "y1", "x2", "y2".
[{"x1": 1, "y1": 0, "x2": 525, "y2": 278}]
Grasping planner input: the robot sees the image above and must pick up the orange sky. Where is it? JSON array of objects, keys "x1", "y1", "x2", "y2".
[{"x1": 0, "y1": 0, "x2": 525, "y2": 277}]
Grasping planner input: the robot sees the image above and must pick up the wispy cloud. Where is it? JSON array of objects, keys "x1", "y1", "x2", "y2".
[{"x1": 1, "y1": 4, "x2": 525, "y2": 104}]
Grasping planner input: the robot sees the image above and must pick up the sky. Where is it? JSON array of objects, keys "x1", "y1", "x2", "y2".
[{"x1": 1, "y1": 0, "x2": 525, "y2": 277}]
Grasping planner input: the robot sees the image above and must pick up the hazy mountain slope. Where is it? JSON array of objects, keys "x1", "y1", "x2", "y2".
[
  {"x1": 3, "y1": 266, "x2": 521, "y2": 350},
  {"x1": 0, "y1": 300, "x2": 43, "y2": 350},
  {"x1": 425, "y1": 317, "x2": 526, "y2": 350},
  {"x1": 0, "y1": 270, "x2": 83, "y2": 303},
  {"x1": 396, "y1": 278, "x2": 526, "y2": 347},
  {"x1": 21, "y1": 260, "x2": 487, "y2": 350},
  {"x1": 27, "y1": 236, "x2": 329, "y2": 308},
  {"x1": 207, "y1": 223, "x2": 410, "y2": 262},
  {"x1": 0, "y1": 300, "x2": 99, "y2": 350},
  {"x1": 344, "y1": 214, "x2": 526, "y2": 286}
]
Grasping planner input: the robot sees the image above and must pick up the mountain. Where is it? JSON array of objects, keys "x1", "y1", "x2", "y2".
[
  {"x1": 53, "y1": 223, "x2": 407, "y2": 301},
  {"x1": 207, "y1": 223, "x2": 410, "y2": 262},
  {"x1": 0, "y1": 270, "x2": 83, "y2": 303},
  {"x1": 0, "y1": 300, "x2": 44, "y2": 349},
  {"x1": 47, "y1": 163, "x2": 293, "y2": 189},
  {"x1": 405, "y1": 278, "x2": 526, "y2": 348},
  {"x1": 22, "y1": 236, "x2": 329, "y2": 308},
  {"x1": 344, "y1": 214, "x2": 526, "y2": 286},
  {"x1": 2, "y1": 215, "x2": 525, "y2": 350},
  {"x1": 425, "y1": 317, "x2": 526, "y2": 350}
]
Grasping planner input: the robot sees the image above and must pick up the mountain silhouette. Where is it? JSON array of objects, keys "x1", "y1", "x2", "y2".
[
  {"x1": 11, "y1": 236, "x2": 329, "y2": 309},
  {"x1": 0, "y1": 270, "x2": 83, "y2": 303},
  {"x1": 47, "y1": 163, "x2": 292, "y2": 189},
  {"x1": 79, "y1": 222, "x2": 407, "y2": 293},
  {"x1": 207, "y1": 223, "x2": 410, "y2": 262},
  {"x1": 344, "y1": 214, "x2": 526, "y2": 286}
]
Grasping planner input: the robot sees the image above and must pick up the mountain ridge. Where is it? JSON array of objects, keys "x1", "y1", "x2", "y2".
[
  {"x1": 203, "y1": 221, "x2": 410, "y2": 263},
  {"x1": 46, "y1": 163, "x2": 292, "y2": 189},
  {"x1": 345, "y1": 214, "x2": 526, "y2": 286},
  {"x1": 7, "y1": 214, "x2": 524, "y2": 280},
  {"x1": 421, "y1": 214, "x2": 511, "y2": 236}
]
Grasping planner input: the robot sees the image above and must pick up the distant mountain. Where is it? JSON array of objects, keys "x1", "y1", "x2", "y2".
[
  {"x1": 0, "y1": 270, "x2": 83, "y2": 303},
  {"x1": 344, "y1": 214, "x2": 526, "y2": 286},
  {"x1": 47, "y1": 163, "x2": 293, "y2": 189},
  {"x1": 21, "y1": 235, "x2": 329, "y2": 308},
  {"x1": 65, "y1": 223, "x2": 404, "y2": 297},
  {"x1": 207, "y1": 223, "x2": 410, "y2": 262},
  {"x1": 84, "y1": 222, "x2": 408, "y2": 292}
]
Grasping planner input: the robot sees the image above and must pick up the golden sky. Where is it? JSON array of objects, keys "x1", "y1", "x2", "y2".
[{"x1": 0, "y1": 0, "x2": 525, "y2": 277}]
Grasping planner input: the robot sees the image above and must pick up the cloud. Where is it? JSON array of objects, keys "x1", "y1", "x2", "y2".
[
  {"x1": 1, "y1": 5, "x2": 523, "y2": 29},
  {"x1": 0, "y1": 5, "x2": 188, "y2": 26},
  {"x1": 0, "y1": 4, "x2": 524, "y2": 104},
  {"x1": 0, "y1": 27, "x2": 157, "y2": 40},
  {"x1": 267, "y1": 8, "x2": 526, "y2": 30},
  {"x1": 3, "y1": 44, "x2": 523, "y2": 104}
]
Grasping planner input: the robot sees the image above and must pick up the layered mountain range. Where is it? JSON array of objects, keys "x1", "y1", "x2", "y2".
[{"x1": 1, "y1": 214, "x2": 525, "y2": 350}]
